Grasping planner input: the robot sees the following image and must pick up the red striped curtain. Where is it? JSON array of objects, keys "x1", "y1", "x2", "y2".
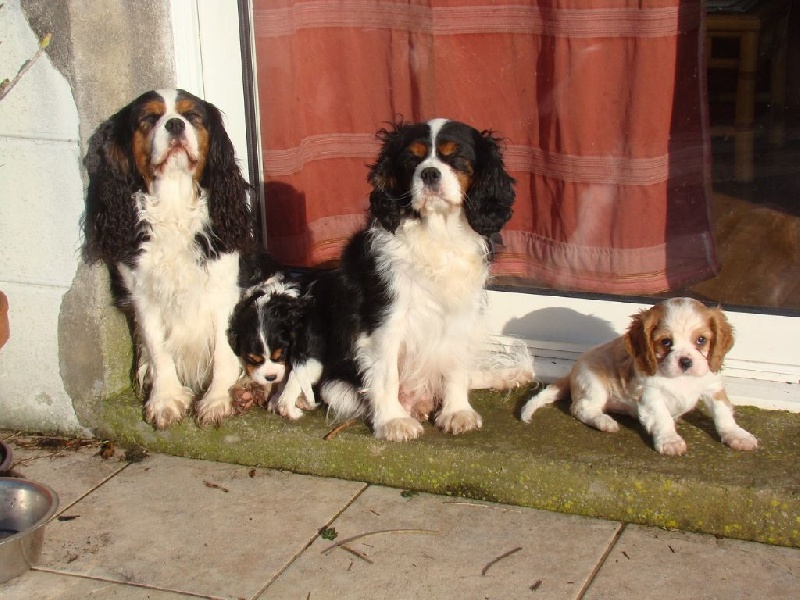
[{"x1": 253, "y1": 0, "x2": 717, "y2": 294}]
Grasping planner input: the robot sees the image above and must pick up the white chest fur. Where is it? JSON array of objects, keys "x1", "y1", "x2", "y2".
[
  {"x1": 118, "y1": 175, "x2": 240, "y2": 390},
  {"x1": 387, "y1": 214, "x2": 488, "y2": 314}
]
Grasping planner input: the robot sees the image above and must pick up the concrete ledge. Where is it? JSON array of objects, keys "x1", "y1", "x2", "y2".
[{"x1": 83, "y1": 386, "x2": 799, "y2": 548}]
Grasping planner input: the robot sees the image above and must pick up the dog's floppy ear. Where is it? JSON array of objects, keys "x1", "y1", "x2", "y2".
[
  {"x1": 464, "y1": 129, "x2": 515, "y2": 237},
  {"x1": 625, "y1": 307, "x2": 660, "y2": 376},
  {"x1": 227, "y1": 295, "x2": 250, "y2": 357},
  {"x1": 368, "y1": 122, "x2": 414, "y2": 233},
  {"x1": 707, "y1": 307, "x2": 734, "y2": 373},
  {"x1": 82, "y1": 102, "x2": 145, "y2": 266},
  {"x1": 199, "y1": 96, "x2": 254, "y2": 255}
]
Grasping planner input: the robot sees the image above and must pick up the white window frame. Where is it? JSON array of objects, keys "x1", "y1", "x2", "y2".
[{"x1": 172, "y1": 1, "x2": 800, "y2": 413}]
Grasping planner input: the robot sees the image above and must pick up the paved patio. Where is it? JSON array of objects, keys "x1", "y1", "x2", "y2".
[{"x1": 1, "y1": 433, "x2": 798, "y2": 599}]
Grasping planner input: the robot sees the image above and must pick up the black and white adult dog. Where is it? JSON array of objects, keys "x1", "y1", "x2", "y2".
[
  {"x1": 228, "y1": 119, "x2": 517, "y2": 441},
  {"x1": 83, "y1": 89, "x2": 256, "y2": 429}
]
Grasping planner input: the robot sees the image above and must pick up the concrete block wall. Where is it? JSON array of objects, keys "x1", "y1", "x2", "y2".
[{"x1": 0, "y1": 0, "x2": 177, "y2": 434}]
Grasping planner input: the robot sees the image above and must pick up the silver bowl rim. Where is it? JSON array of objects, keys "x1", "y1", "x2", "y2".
[{"x1": 0, "y1": 477, "x2": 60, "y2": 545}]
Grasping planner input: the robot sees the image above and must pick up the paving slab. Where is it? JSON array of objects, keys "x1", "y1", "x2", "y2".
[
  {"x1": 35, "y1": 454, "x2": 366, "y2": 600},
  {"x1": 264, "y1": 485, "x2": 621, "y2": 599},
  {"x1": 0, "y1": 570, "x2": 197, "y2": 600},
  {"x1": 584, "y1": 524, "x2": 800, "y2": 600},
  {"x1": 3, "y1": 434, "x2": 127, "y2": 509},
  {"x1": 75, "y1": 387, "x2": 800, "y2": 547}
]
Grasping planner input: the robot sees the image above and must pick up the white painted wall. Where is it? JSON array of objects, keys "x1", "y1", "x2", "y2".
[
  {"x1": 171, "y1": 0, "x2": 250, "y2": 181},
  {"x1": 0, "y1": 0, "x2": 85, "y2": 432}
]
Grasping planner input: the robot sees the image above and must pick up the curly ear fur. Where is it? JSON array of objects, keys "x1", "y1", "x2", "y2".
[
  {"x1": 624, "y1": 307, "x2": 660, "y2": 376},
  {"x1": 200, "y1": 100, "x2": 255, "y2": 255},
  {"x1": 227, "y1": 291, "x2": 258, "y2": 357},
  {"x1": 464, "y1": 130, "x2": 515, "y2": 237},
  {"x1": 707, "y1": 307, "x2": 734, "y2": 373},
  {"x1": 367, "y1": 122, "x2": 416, "y2": 233},
  {"x1": 82, "y1": 104, "x2": 146, "y2": 267}
]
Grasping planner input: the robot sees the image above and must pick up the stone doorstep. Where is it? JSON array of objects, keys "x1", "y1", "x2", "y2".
[{"x1": 79, "y1": 385, "x2": 799, "y2": 548}]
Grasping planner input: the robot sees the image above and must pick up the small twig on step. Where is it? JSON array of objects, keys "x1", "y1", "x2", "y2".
[
  {"x1": 481, "y1": 546, "x2": 523, "y2": 576},
  {"x1": 203, "y1": 480, "x2": 229, "y2": 493},
  {"x1": 323, "y1": 419, "x2": 359, "y2": 441},
  {"x1": 321, "y1": 528, "x2": 438, "y2": 555},
  {"x1": 338, "y1": 544, "x2": 375, "y2": 564}
]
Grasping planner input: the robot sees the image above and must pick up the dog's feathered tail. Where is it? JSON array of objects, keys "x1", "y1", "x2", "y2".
[
  {"x1": 520, "y1": 376, "x2": 570, "y2": 423},
  {"x1": 470, "y1": 337, "x2": 535, "y2": 390}
]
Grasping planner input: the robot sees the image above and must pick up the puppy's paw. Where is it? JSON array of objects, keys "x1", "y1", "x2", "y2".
[
  {"x1": 592, "y1": 414, "x2": 620, "y2": 433},
  {"x1": 721, "y1": 428, "x2": 758, "y2": 451},
  {"x1": 195, "y1": 392, "x2": 234, "y2": 427},
  {"x1": 145, "y1": 387, "x2": 193, "y2": 430},
  {"x1": 655, "y1": 434, "x2": 687, "y2": 456},
  {"x1": 296, "y1": 395, "x2": 320, "y2": 411},
  {"x1": 275, "y1": 399, "x2": 305, "y2": 421},
  {"x1": 375, "y1": 417, "x2": 424, "y2": 442},
  {"x1": 436, "y1": 409, "x2": 482, "y2": 435}
]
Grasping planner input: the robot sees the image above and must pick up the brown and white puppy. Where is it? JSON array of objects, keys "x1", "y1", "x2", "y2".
[{"x1": 520, "y1": 297, "x2": 758, "y2": 456}]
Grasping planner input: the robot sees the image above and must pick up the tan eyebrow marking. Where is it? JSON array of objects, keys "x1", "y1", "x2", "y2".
[
  {"x1": 270, "y1": 348, "x2": 284, "y2": 362},
  {"x1": 437, "y1": 141, "x2": 458, "y2": 157},
  {"x1": 176, "y1": 98, "x2": 199, "y2": 114},
  {"x1": 138, "y1": 100, "x2": 166, "y2": 124},
  {"x1": 247, "y1": 353, "x2": 265, "y2": 365},
  {"x1": 408, "y1": 141, "x2": 428, "y2": 158}
]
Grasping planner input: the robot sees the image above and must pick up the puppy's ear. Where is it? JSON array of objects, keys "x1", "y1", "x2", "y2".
[
  {"x1": 227, "y1": 293, "x2": 259, "y2": 356},
  {"x1": 227, "y1": 298, "x2": 246, "y2": 356},
  {"x1": 464, "y1": 129, "x2": 515, "y2": 237},
  {"x1": 707, "y1": 307, "x2": 734, "y2": 373},
  {"x1": 199, "y1": 97, "x2": 254, "y2": 254},
  {"x1": 625, "y1": 307, "x2": 659, "y2": 376},
  {"x1": 82, "y1": 103, "x2": 145, "y2": 266},
  {"x1": 368, "y1": 122, "x2": 413, "y2": 233}
]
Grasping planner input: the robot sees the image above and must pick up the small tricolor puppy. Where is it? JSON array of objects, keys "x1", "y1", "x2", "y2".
[
  {"x1": 227, "y1": 271, "x2": 321, "y2": 419},
  {"x1": 83, "y1": 89, "x2": 254, "y2": 429},
  {"x1": 235, "y1": 118, "x2": 517, "y2": 441},
  {"x1": 520, "y1": 297, "x2": 758, "y2": 455}
]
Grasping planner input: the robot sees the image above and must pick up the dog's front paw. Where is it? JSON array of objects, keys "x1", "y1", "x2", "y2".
[
  {"x1": 654, "y1": 433, "x2": 687, "y2": 456},
  {"x1": 721, "y1": 428, "x2": 758, "y2": 451},
  {"x1": 375, "y1": 417, "x2": 424, "y2": 442},
  {"x1": 436, "y1": 409, "x2": 482, "y2": 435},
  {"x1": 195, "y1": 392, "x2": 234, "y2": 427},
  {"x1": 272, "y1": 397, "x2": 305, "y2": 421},
  {"x1": 145, "y1": 387, "x2": 193, "y2": 430},
  {"x1": 592, "y1": 414, "x2": 620, "y2": 433},
  {"x1": 296, "y1": 395, "x2": 320, "y2": 412}
]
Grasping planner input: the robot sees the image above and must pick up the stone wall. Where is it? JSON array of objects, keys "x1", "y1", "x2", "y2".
[{"x1": 0, "y1": 0, "x2": 176, "y2": 433}]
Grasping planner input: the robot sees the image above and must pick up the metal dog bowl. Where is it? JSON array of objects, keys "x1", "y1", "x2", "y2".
[
  {"x1": 0, "y1": 440, "x2": 11, "y2": 475},
  {"x1": 0, "y1": 477, "x2": 59, "y2": 583}
]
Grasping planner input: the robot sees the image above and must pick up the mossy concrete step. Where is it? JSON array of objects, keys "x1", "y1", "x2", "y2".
[{"x1": 78, "y1": 385, "x2": 799, "y2": 548}]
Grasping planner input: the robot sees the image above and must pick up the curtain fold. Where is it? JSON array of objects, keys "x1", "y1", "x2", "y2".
[{"x1": 253, "y1": 0, "x2": 717, "y2": 294}]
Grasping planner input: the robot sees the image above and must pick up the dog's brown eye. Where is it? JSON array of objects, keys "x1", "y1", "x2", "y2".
[
  {"x1": 270, "y1": 348, "x2": 284, "y2": 362},
  {"x1": 660, "y1": 338, "x2": 672, "y2": 349},
  {"x1": 183, "y1": 110, "x2": 203, "y2": 125},
  {"x1": 696, "y1": 336, "x2": 707, "y2": 346},
  {"x1": 246, "y1": 353, "x2": 265, "y2": 365},
  {"x1": 139, "y1": 114, "x2": 160, "y2": 130}
]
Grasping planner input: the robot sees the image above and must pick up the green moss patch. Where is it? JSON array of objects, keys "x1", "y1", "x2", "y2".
[{"x1": 86, "y1": 385, "x2": 800, "y2": 548}]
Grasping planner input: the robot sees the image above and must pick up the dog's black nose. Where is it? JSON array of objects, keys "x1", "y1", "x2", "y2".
[
  {"x1": 678, "y1": 357, "x2": 693, "y2": 371},
  {"x1": 265, "y1": 375, "x2": 277, "y2": 382},
  {"x1": 420, "y1": 167, "x2": 441, "y2": 186},
  {"x1": 165, "y1": 118, "x2": 185, "y2": 135}
]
